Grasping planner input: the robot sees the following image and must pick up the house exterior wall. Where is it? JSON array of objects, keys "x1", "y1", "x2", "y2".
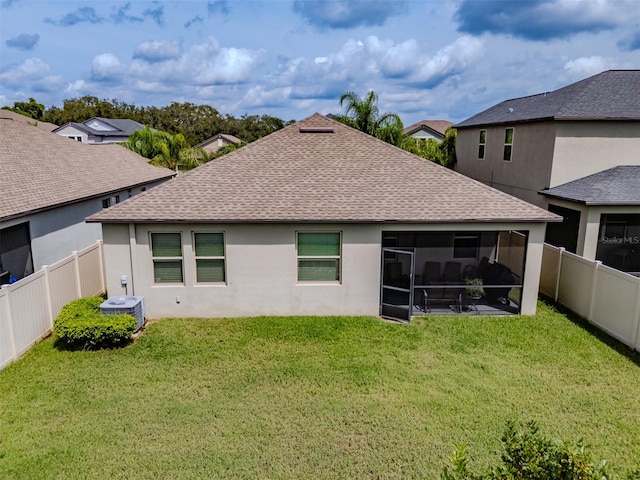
[
  {"x1": 456, "y1": 122, "x2": 557, "y2": 207},
  {"x1": 53, "y1": 125, "x2": 87, "y2": 143},
  {"x1": 101, "y1": 221, "x2": 546, "y2": 318},
  {"x1": 550, "y1": 121, "x2": 640, "y2": 188},
  {"x1": 0, "y1": 182, "x2": 165, "y2": 274},
  {"x1": 546, "y1": 199, "x2": 640, "y2": 262},
  {"x1": 408, "y1": 129, "x2": 442, "y2": 141}
]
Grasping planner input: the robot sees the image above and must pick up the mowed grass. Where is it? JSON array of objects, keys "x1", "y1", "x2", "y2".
[{"x1": 1, "y1": 302, "x2": 639, "y2": 479}]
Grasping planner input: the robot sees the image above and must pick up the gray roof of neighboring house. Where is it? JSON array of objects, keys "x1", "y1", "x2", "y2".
[
  {"x1": 196, "y1": 133, "x2": 242, "y2": 148},
  {"x1": 88, "y1": 113, "x2": 558, "y2": 225},
  {"x1": 457, "y1": 70, "x2": 640, "y2": 128},
  {"x1": 0, "y1": 109, "x2": 58, "y2": 132},
  {"x1": 0, "y1": 118, "x2": 175, "y2": 222},
  {"x1": 53, "y1": 117, "x2": 145, "y2": 137},
  {"x1": 403, "y1": 120, "x2": 453, "y2": 137},
  {"x1": 540, "y1": 166, "x2": 640, "y2": 205}
]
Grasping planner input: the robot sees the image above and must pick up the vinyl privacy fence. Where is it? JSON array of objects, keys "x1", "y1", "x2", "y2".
[
  {"x1": 540, "y1": 243, "x2": 640, "y2": 352},
  {"x1": 0, "y1": 241, "x2": 105, "y2": 370}
]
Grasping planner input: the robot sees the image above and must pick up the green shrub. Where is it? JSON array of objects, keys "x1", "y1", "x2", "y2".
[
  {"x1": 441, "y1": 420, "x2": 640, "y2": 480},
  {"x1": 54, "y1": 296, "x2": 136, "y2": 350}
]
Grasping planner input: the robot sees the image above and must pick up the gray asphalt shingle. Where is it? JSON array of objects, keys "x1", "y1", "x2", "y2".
[
  {"x1": 457, "y1": 70, "x2": 640, "y2": 128},
  {"x1": 540, "y1": 166, "x2": 640, "y2": 205},
  {"x1": 1, "y1": 118, "x2": 175, "y2": 221},
  {"x1": 88, "y1": 114, "x2": 557, "y2": 224}
]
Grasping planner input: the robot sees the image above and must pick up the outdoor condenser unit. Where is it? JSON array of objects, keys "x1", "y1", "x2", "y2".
[{"x1": 100, "y1": 296, "x2": 145, "y2": 332}]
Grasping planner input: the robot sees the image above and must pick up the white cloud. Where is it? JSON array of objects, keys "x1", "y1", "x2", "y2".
[
  {"x1": 65, "y1": 80, "x2": 86, "y2": 95},
  {"x1": 0, "y1": 58, "x2": 49, "y2": 88},
  {"x1": 91, "y1": 53, "x2": 126, "y2": 81},
  {"x1": 133, "y1": 40, "x2": 182, "y2": 63},
  {"x1": 564, "y1": 56, "x2": 616, "y2": 77}
]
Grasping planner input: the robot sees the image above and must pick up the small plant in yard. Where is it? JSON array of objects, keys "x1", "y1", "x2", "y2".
[
  {"x1": 54, "y1": 296, "x2": 136, "y2": 350},
  {"x1": 440, "y1": 420, "x2": 640, "y2": 480}
]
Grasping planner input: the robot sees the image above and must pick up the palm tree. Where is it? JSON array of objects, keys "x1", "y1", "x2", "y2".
[
  {"x1": 123, "y1": 127, "x2": 208, "y2": 172},
  {"x1": 337, "y1": 90, "x2": 404, "y2": 146}
]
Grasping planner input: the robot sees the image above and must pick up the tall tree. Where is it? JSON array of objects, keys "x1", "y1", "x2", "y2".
[
  {"x1": 123, "y1": 127, "x2": 208, "y2": 172},
  {"x1": 336, "y1": 90, "x2": 404, "y2": 146},
  {"x1": 2, "y1": 97, "x2": 45, "y2": 120}
]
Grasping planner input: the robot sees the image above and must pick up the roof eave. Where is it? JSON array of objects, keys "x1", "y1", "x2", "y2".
[{"x1": 88, "y1": 216, "x2": 560, "y2": 225}]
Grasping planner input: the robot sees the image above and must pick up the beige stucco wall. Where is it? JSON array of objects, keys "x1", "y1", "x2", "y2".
[
  {"x1": 547, "y1": 199, "x2": 640, "y2": 260},
  {"x1": 101, "y1": 222, "x2": 547, "y2": 318},
  {"x1": 551, "y1": 121, "x2": 640, "y2": 188},
  {"x1": 456, "y1": 122, "x2": 557, "y2": 207}
]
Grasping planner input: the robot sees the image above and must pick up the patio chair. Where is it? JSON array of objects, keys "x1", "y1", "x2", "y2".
[
  {"x1": 442, "y1": 261, "x2": 462, "y2": 302},
  {"x1": 422, "y1": 261, "x2": 443, "y2": 312}
]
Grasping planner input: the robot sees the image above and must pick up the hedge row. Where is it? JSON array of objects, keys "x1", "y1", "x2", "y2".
[{"x1": 54, "y1": 296, "x2": 136, "y2": 350}]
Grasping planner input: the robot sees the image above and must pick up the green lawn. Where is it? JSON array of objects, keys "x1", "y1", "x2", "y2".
[{"x1": 1, "y1": 302, "x2": 639, "y2": 479}]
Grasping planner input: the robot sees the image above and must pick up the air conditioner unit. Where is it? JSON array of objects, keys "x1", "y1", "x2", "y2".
[{"x1": 100, "y1": 296, "x2": 145, "y2": 332}]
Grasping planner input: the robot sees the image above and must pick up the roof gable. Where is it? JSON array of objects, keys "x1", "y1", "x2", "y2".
[
  {"x1": 540, "y1": 166, "x2": 640, "y2": 205},
  {"x1": 403, "y1": 120, "x2": 453, "y2": 137},
  {"x1": 457, "y1": 70, "x2": 640, "y2": 128},
  {"x1": 88, "y1": 114, "x2": 556, "y2": 224},
  {"x1": 0, "y1": 118, "x2": 175, "y2": 221}
]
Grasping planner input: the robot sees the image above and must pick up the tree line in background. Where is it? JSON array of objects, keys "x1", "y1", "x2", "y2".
[
  {"x1": 4, "y1": 92, "x2": 456, "y2": 169},
  {"x1": 2, "y1": 96, "x2": 289, "y2": 146}
]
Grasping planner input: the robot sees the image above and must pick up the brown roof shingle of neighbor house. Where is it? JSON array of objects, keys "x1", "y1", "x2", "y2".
[
  {"x1": 0, "y1": 118, "x2": 176, "y2": 222},
  {"x1": 88, "y1": 114, "x2": 558, "y2": 224},
  {"x1": 0, "y1": 109, "x2": 59, "y2": 132},
  {"x1": 403, "y1": 120, "x2": 453, "y2": 137}
]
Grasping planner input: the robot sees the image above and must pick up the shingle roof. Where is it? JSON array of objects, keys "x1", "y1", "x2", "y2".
[
  {"x1": 53, "y1": 117, "x2": 145, "y2": 137},
  {"x1": 0, "y1": 118, "x2": 175, "y2": 222},
  {"x1": 457, "y1": 70, "x2": 640, "y2": 128},
  {"x1": 196, "y1": 133, "x2": 242, "y2": 148},
  {"x1": 403, "y1": 120, "x2": 453, "y2": 137},
  {"x1": 88, "y1": 114, "x2": 558, "y2": 224},
  {"x1": 0, "y1": 109, "x2": 58, "y2": 132},
  {"x1": 540, "y1": 166, "x2": 640, "y2": 205}
]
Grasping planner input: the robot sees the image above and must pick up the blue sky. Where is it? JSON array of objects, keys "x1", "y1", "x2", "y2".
[{"x1": 1, "y1": 0, "x2": 639, "y2": 124}]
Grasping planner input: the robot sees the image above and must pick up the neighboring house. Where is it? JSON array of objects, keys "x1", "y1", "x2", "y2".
[
  {"x1": 403, "y1": 120, "x2": 453, "y2": 141},
  {"x1": 455, "y1": 70, "x2": 640, "y2": 208},
  {"x1": 0, "y1": 109, "x2": 58, "y2": 132},
  {"x1": 88, "y1": 114, "x2": 558, "y2": 321},
  {"x1": 53, "y1": 117, "x2": 145, "y2": 144},
  {"x1": 0, "y1": 117, "x2": 175, "y2": 284},
  {"x1": 540, "y1": 166, "x2": 640, "y2": 276},
  {"x1": 196, "y1": 133, "x2": 242, "y2": 155}
]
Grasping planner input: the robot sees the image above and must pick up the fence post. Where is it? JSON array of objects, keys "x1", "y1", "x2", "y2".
[
  {"x1": 97, "y1": 239, "x2": 106, "y2": 295},
  {"x1": 2, "y1": 287, "x2": 18, "y2": 364},
  {"x1": 587, "y1": 261, "x2": 601, "y2": 323},
  {"x1": 632, "y1": 280, "x2": 640, "y2": 353},
  {"x1": 554, "y1": 247, "x2": 565, "y2": 302},
  {"x1": 73, "y1": 251, "x2": 82, "y2": 297},
  {"x1": 42, "y1": 265, "x2": 55, "y2": 330}
]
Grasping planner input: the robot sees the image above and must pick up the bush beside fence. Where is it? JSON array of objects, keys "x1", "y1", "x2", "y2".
[{"x1": 0, "y1": 241, "x2": 105, "y2": 370}]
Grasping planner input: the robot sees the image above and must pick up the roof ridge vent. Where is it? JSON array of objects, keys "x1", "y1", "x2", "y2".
[{"x1": 299, "y1": 126, "x2": 334, "y2": 133}]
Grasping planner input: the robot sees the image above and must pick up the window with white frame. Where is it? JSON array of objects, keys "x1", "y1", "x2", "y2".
[
  {"x1": 297, "y1": 232, "x2": 341, "y2": 282},
  {"x1": 503, "y1": 128, "x2": 514, "y2": 161},
  {"x1": 151, "y1": 233, "x2": 183, "y2": 284},
  {"x1": 194, "y1": 232, "x2": 225, "y2": 283},
  {"x1": 478, "y1": 130, "x2": 486, "y2": 159}
]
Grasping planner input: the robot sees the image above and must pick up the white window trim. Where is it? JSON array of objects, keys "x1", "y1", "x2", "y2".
[
  {"x1": 503, "y1": 127, "x2": 514, "y2": 162},
  {"x1": 150, "y1": 232, "x2": 184, "y2": 285},
  {"x1": 193, "y1": 231, "x2": 227, "y2": 285},
  {"x1": 296, "y1": 231, "x2": 342, "y2": 284},
  {"x1": 478, "y1": 130, "x2": 486, "y2": 159}
]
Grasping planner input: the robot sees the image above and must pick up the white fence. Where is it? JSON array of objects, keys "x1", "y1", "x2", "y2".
[
  {"x1": 540, "y1": 243, "x2": 640, "y2": 352},
  {"x1": 0, "y1": 241, "x2": 105, "y2": 370}
]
